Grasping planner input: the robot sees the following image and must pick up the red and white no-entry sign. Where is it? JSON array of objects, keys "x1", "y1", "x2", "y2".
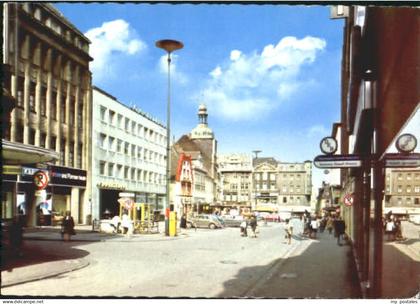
[
  {"x1": 344, "y1": 193, "x2": 354, "y2": 207},
  {"x1": 33, "y1": 170, "x2": 49, "y2": 190}
]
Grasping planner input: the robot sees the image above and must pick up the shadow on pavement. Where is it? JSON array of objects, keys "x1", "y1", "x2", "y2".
[
  {"x1": 218, "y1": 232, "x2": 362, "y2": 299},
  {"x1": 0, "y1": 226, "x2": 119, "y2": 273}
]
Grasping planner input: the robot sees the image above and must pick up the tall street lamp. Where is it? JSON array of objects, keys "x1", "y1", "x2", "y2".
[{"x1": 156, "y1": 39, "x2": 184, "y2": 236}]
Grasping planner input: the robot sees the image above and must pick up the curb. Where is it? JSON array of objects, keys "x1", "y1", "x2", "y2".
[
  {"x1": 242, "y1": 238, "x2": 305, "y2": 298},
  {"x1": 1, "y1": 259, "x2": 90, "y2": 288}
]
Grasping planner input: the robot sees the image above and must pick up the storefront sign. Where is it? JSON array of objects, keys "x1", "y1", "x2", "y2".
[
  {"x1": 3, "y1": 165, "x2": 22, "y2": 175},
  {"x1": 343, "y1": 194, "x2": 354, "y2": 207},
  {"x1": 49, "y1": 165, "x2": 87, "y2": 187},
  {"x1": 119, "y1": 192, "x2": 135, "y2": 197},
  {"x1": 22, "y1": 167, "x2": 45, "y2": 176},
  {"x1": 98, "y1": 182, "x2": 126, "y2": 190}
]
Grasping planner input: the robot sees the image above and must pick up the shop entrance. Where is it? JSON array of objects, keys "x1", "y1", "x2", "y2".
[{"x1": 100, "y1": 189, "x2": 120, "y2": 219}]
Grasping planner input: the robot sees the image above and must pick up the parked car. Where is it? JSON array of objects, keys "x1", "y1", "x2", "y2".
[
  {"x1": 259, "y1": 212, "x2": 281, "y2": 222},
  {"x1": 186, "y1": 214, "x2": 223, "y2": 229},
  {"x1": 220, "y1": 215, "x2": 244, "y2": 227}
]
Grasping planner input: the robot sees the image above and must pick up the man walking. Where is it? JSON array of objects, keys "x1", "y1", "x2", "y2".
[{"x1": 334, "y1": 216, "x2": 346, "y2": 246}]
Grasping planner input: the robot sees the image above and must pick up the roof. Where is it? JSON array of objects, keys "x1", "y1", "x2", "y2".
[{"x1": 253, "y1": 157, "x2": 278, "y2": 167}]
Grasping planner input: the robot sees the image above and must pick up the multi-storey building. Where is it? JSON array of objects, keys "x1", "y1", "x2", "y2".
[
  {"x1": 384, "y1": 168, "x2": 420, "y2": 218},
  {"x1": 218, "y1": 154, "x2": 253, "y2": 208},
  {"x1": 92, "y1": 87, "x2": 167, "y2": 220},
  {"x1": 2, "y1": 3, "x2": 92, "y2": 226},
  {"x1": 252, "y1": 157, "x2": 312, "y2": 215},
  {"x1": 170, "y1": 104, "x2": 219, "y2": 216}
]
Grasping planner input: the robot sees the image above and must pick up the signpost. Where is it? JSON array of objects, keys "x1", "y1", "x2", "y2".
[
  {"x1": 383, "y1": 153, "x2": 420, "y2": 168},
  {"x1": 344, "y1": 193, "x2": 354, "y2": 207},
  {"x1": 314, "y1": 155, "x2": 362, "y2": 169}
]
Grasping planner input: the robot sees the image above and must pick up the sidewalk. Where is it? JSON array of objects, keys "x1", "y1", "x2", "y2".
[
  {"x1": 1, "y1": 225, "x2": 189, "y2": 288},
  {"x1": 245, "y1": 230, "x2": 362, "y2": 298}
]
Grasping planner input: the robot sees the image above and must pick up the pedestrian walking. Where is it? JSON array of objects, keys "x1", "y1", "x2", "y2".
[
  {"x1": 284, "y1": 218, "x2": 293, "y2": 245},
  {"x1": 326, "y1": 216, "x2": 334, "y2": 235},
  {"x1": 310, "y1": 216, "x2": 319, "y2": 239},
  {"x1": 240, "y1": 219, "x2": 248, "y2": 237},
  {"x1": 61, "y1": 211, "x2": 75, "y2": 241},
  {"x1": 121, "y1": 211, "x2": 133, "y2": 236},
  {"x1": 249, "y1": 215, "x2": 258, "y2": 238},
  {"x1": 385, "y1": 218, "x2": 395, "y2": 241},
  {"x1": 334, "y1": 216, "x2": 346, "y2": 246}
]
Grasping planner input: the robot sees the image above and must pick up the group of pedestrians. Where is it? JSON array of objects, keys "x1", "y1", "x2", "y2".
[
  {"x1": 300, "y1": 212, "x2": 346, "y2": 246},
  {"x1": 240, "y1": 215, "x2": 258, "y2": 238},
  {"x1": 384, "y1": 214, "x2": 404, "y2": 242}
]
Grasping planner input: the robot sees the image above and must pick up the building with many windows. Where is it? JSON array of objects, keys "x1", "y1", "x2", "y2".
[
  {"x1": 218, "y1": 154, "x2": 253, "y2": 208},
  {"x1": 92, "y1": 87, "x2": 167, "y2": 220},
  {"x1": 170, "y1": 104, "x2": 219, "y2": 216},
  {"x1": 384, "y1": 168, "x2": 420, "y2": 218},
  {"x1": 2, "y1": 3, "x2": 92, "y2": 226},
  {"x1": 252, "y1": 157, "x2": 312, "y2": 215}
]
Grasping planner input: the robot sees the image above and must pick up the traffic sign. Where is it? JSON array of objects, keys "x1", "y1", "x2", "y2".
[
  {"x1": 314, "y1": 155, "x2": 362, "y2": 169},
  {"x1": 384, "y1": 153, "x2": 420, "y2": 168},
  {"x1": 344, "y1": 194, "x2": 354, "y2": 207},
  {"x1": 33, "y1": 170, "x2": 49, "y2": 190}
]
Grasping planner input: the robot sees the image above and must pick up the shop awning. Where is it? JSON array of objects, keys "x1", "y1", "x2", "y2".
[{"x1": 2, "y1": 140, "x2": 59, "y2": 165}]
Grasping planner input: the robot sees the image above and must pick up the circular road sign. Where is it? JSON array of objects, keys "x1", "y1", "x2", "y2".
[
  {"x1": 320, "y1": 137, "x2": 338, "y2": 155},
  {"x1": 396, "y1": 133, "x2": 417, "y2": 154},
  {"x1": 34, "y1": 170, "x2": 49, "y2": 190},
  {"x1": 344, "y1": 193, "x2": 354, "y2": 207}
]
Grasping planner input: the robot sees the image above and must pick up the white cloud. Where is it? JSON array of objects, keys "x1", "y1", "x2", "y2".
[
  {"x1": 85, "y1": 19, "x2": 146, "y2": 79},
  {"x1": 158, "y1": 54, "x2": 188, "y2": 85},
  {"x1": 199, "y1": 36, "x2": 326, "y2": 120}
]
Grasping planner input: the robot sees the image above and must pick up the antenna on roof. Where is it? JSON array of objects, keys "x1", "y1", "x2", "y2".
[{"x1": 252, "y1": 150, "x2": 262, "y2": 159}]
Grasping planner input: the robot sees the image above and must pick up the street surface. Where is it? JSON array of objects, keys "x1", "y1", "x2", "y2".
[
  {"x1": 2, "y1": 220, "x2": 418, "y2": 298},
  {"x1": 3, "y1": 222, "x2": 300, "y2": 297}
]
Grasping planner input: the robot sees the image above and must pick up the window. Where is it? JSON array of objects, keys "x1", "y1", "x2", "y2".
[
  {"x1": 40, "y1": 86, "x2": 47, "y2": 116},
  {"x1": 124, "y1": 167, "x2": 129, "y2": 179},
  {"x1": 117, "y1": 165, "x2": 123, "y2": 178},
  {"x1": 131, "y1": 145, "x2": 136, "y2": 157},
  {"x1": 60, "y1": 95, "x2": 66, "y2": 122},
  {"x1": 138, "y1": 170, "x2": 142, "y2": 181},
  {"x1": 406, "y1": 186, "x2": 411, "y2": 193},
  {"x1": 117, "y1": 114, "x2": 123, "y2": 128},
  {"x1": 117, "y1": 140, "x2": 122, "y2": 153},
  {"x1": 397, "y1": 186, "x2": 402, "y2": 193},
  {"x1": 40, "y1": 133, "x2": 46, "y2": 148},
  {"x1": 109, "y1": 110, "x2": 115, "y2": 125},
  {"x1": 137, "y1": 147, "x2": 142, "y2": 159},
  {"x1": 69, "y1": 97, "x2": 75, "y2": 126},
  {"x1": 29, "y1": 128, "x2": 35, "y2": 145},
  {"x1": 407, "y1": 174, "x2": 412, "y2": 181},
  {"x1": 60, "y1": 140, "x2": 65, "y2": 165},
  {"x1": 132, "y1": 121, "x2": 136, "y2": 135},
  {"x1": 415, "y1": 186, "x2": 420, "y2": 193},
  {"x1": 131, "y1": 169, "x2": 136, "y2": 180},
  {"x1": 51, "y1": 136, "x2": 56, "y2": 151},
  {"x1": 108, "y1": 163, "x2": 114, "y2": 176},
  {"x1": 78, "y1": 104, "x2": 83, "y2": 128},
  {"x1": 397, "y1": 198, "x2": 402, "y2": 205},
  {"x1": 397, "y1": 174, "x2": 402, "y2": 181},
  {"x1": 124, "y1": 142, "x2": 129, "y2": 155},
  {"x1": 99, "y1": 133, "x2": 106, "y2": 148},
  {"x1": 100, "y1": 106, "x2": 106, "y2": 121},
  {"x1": 51, "y1": 91, "x2": 57, "y2": 120},
  {"x1": 406, "y1": 198, "x2": 412, "y2": 204},
  {"x1": 283, "y1": 197, "x2": 287, "y2": 203},
  {"x1": 125, "y1": 118, "x2": 130, "y2": 132},
  {"x1": 99, "y1": 161, "x2": 106, "y2": 175},
  {"x1": 144, "y1": 149, "x2": 148, "y2": 160},
  {"x1": 77, "y1": 144, "x2": 82, "y2": 168},
  {"x1": 29, "y1": 81, "x2": 36, "y2": 112},
  {"x1": 108, "y1": 137, "x2": 115, "y2": 151},
  {"x1": 69, "y1": 141, "x2": 74, "y2": 167},
  {"x1": 415, "y1": 198, "x2": 420, "y2": 205}
]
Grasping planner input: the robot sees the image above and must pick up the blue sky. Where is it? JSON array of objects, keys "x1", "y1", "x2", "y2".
[{"x1": 56, "y1": 3, "x2": 346, "y2": 189}]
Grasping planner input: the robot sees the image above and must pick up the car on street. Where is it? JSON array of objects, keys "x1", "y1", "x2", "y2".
[
  {"x1": 259, "y1": 212, "x2": 281, "y2": 222},
  {"x1": 220, "y1": 215, "x2": 244, "y2": 227},
  {"x1": 186, "y1": 214, "x2": 224, "y2": 229}
]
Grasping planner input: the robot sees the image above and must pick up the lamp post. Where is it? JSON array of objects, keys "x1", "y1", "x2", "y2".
[{"x1": 156, "y1": 39, "x2": 183, "y2": 236}]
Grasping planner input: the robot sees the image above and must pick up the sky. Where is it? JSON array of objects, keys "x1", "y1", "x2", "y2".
[{"x1": 54, "y1": 3, "x2": 419, "y2": 193}]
